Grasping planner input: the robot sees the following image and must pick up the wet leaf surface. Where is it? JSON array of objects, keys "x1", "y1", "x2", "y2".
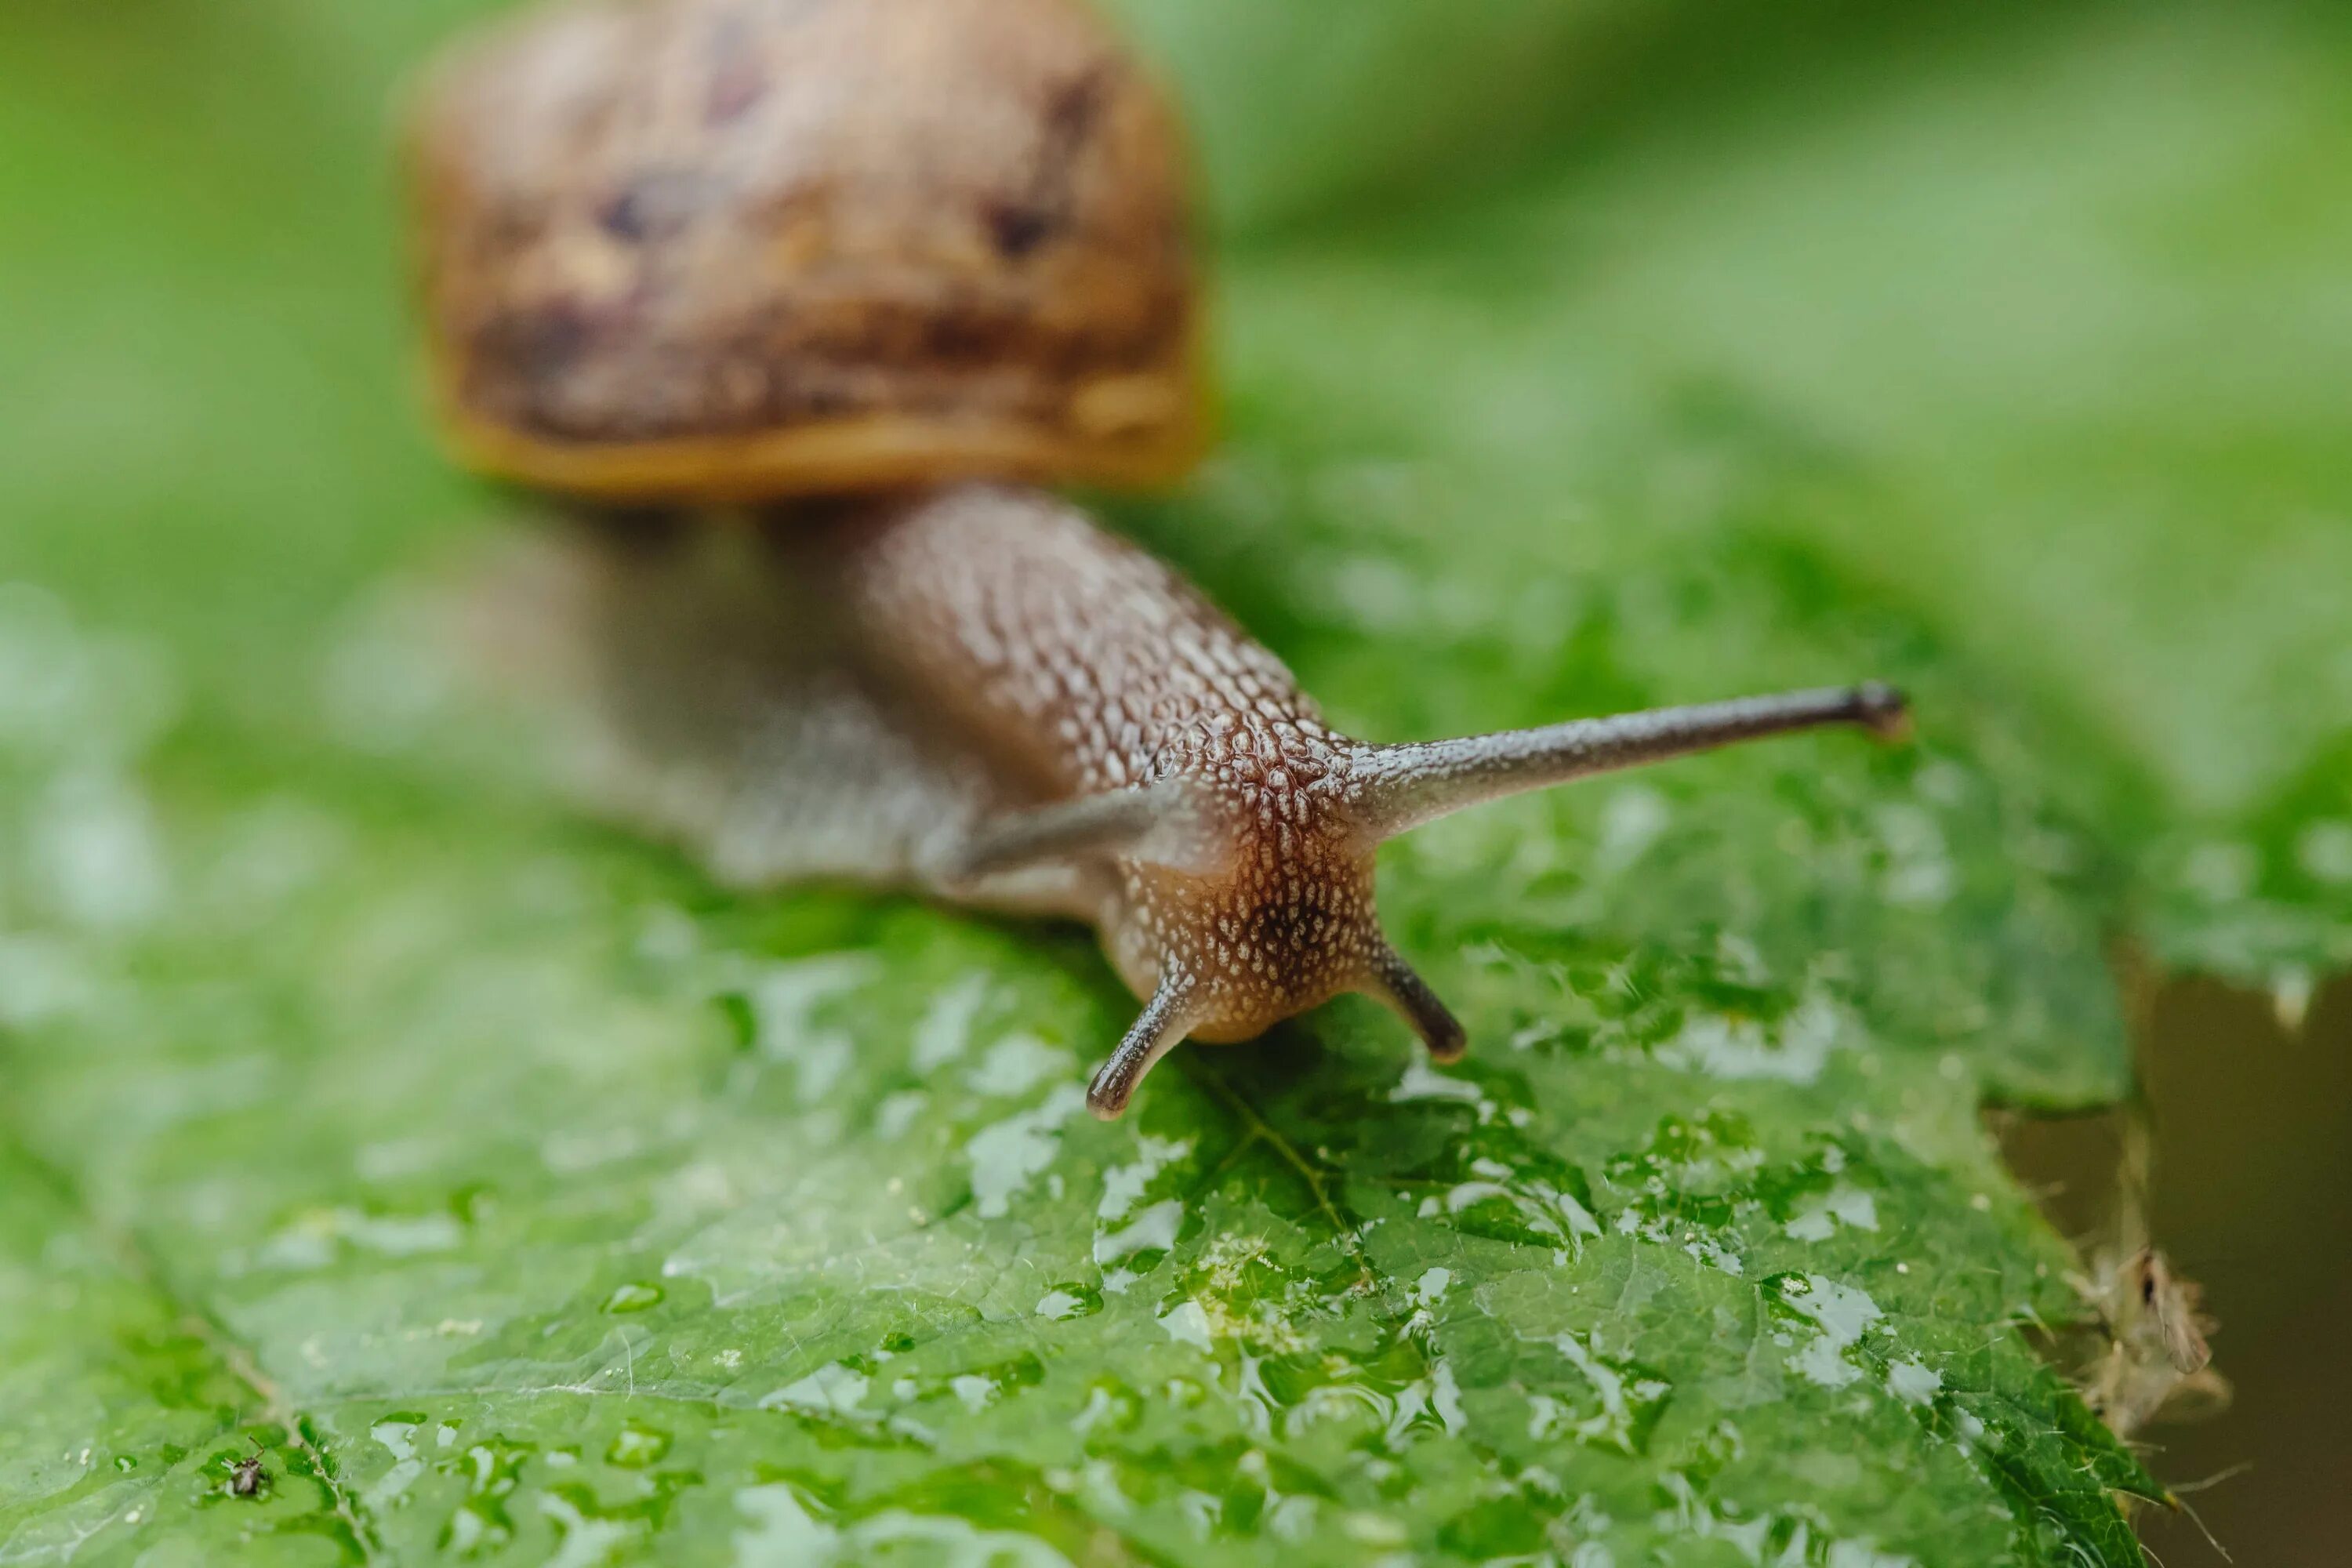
[{"x1": 2, "y1": 1, "x2": 2345, "y2": 1563}]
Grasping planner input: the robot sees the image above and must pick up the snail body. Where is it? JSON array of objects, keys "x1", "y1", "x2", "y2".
[{"x1": 413, "y1": 0, "x2": 1907, "y2": 1117}]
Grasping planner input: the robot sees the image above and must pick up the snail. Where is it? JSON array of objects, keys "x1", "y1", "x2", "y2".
[{"x1": 408, "y1": 0, "x2": 1909, "y2": 1119}]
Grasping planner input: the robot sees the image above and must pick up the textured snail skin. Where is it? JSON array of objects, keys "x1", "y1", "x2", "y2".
[{"x1": 515, "y1": 484, "x2": 1907, "y2": 1117}]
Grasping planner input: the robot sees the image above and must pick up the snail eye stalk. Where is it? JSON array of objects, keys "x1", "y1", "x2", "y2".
[
  {"x1": 942, "y1": 779, "x2": 1234, "y2": 884},
  {"x1": 1347, "y1": 683, "x2": 1907, "y2": 840}
]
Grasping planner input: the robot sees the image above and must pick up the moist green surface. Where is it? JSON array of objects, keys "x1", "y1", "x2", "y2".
[{"x1": 1, "y1": 2, "x2": 2346, "y2": 1563}]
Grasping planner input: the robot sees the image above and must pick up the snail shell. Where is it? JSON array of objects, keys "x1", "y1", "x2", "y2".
[{"x1": 410, "y1": 0, "x2": 1204, "y2": 500}]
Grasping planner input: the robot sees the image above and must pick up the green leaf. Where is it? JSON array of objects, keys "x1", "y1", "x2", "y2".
[{"x1": 3, "y1": 1, "x2": 2343, "y2": 1564}]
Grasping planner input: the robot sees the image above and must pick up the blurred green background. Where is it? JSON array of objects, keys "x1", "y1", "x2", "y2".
[{"x1": 4, "y1": 0, "x2": 2349, "y2": 1563}]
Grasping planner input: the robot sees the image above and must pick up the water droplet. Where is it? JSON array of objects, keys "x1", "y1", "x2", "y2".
[
  {"x1": 1035, "y1": 1283, "x2": 1103, "y2": 1321},
  {"x1": 967, "y1": 1083, "x2": 1087, "y2": 1218},
  {"x1": 605, "y1": 1421, "x2": 670, "y2": 1468},
  {"x1": 1157, "y1": 1300, "x2": 1214, "y2": 1351}
]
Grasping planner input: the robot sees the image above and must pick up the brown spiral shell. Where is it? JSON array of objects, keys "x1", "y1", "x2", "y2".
[{"x1": 408, "y1": 0, "x2": 1206, "y2": 501}]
